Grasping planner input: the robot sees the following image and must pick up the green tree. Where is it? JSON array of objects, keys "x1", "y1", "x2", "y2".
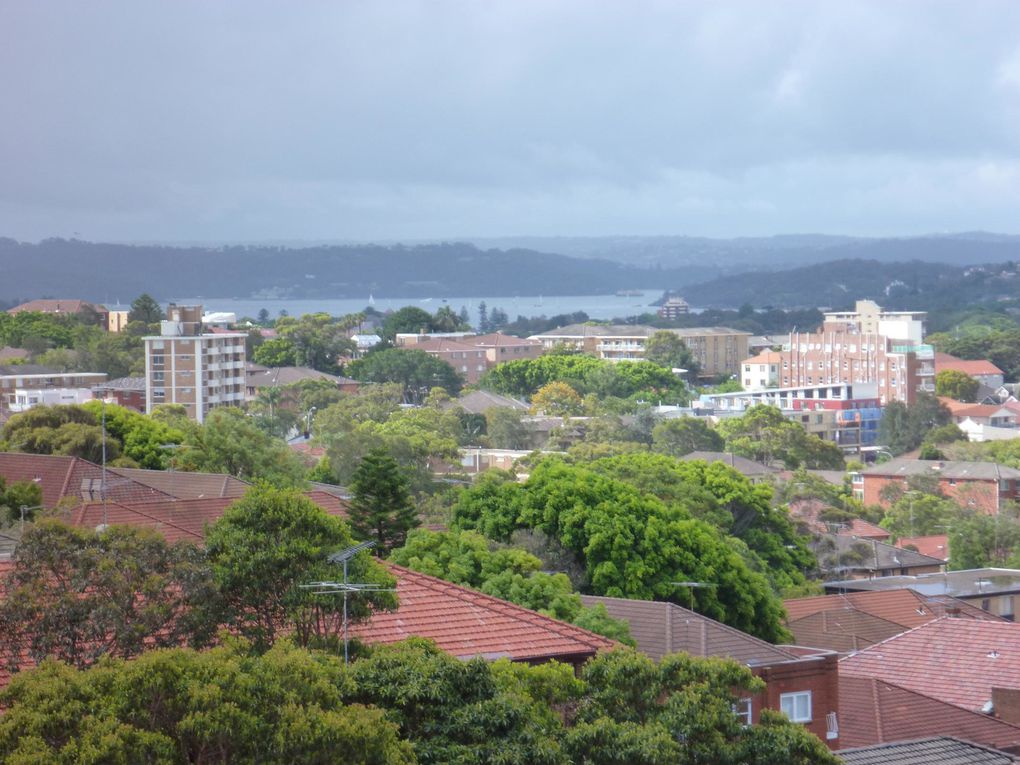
[
  {"x1": 274, "y1": 312, "x2": 355, "y2": 372},
  {"x1": 390, "y1": 528, "x2": 633, "y2": 642},
  {"x1": 81, "y1": 401, "x2": 185, "y2": 469},
  {"x1": 486, "y1": 406, "x2": 531, "y2": 449},
  {"x1": 205, "y1": 486, "x2": 396, "y2": 651},
  {"x1": 178, "y1": 407, "x2": 306, "y2": 486},
  {"x1": 879, "y1": 493, "x2": 958, "y2": 538},
  {"x1": 0, "y1": 641, "x2": 414, "y2": 764},
  {"x1": 253, "y1": 336, "x2": 298, "y2": 367},
  {"x1": 348, "y1": 347, "x2": 463, "y2": 403},
  {"x1": 128, "y1": 293, "x2": 164, "y2": 324},
  {"x1": 433, "y1": 305, "x2": 468, "y2": 332},
  {"x1": 530, "y1": 380, "x2": 584, "y2": 416},
  {"x1": 651, "y1": 417, "x2": 724, "y2": 457},
  {"x1": 0, "y1": 475, "x2": 44, "y2": 525},
  {"x1": 950, "y1": 507, "x2": 1020, "y2": 569},
  {"x1": 381, "y1": 306, "x2": 436, "y2": 340},
  {"x1": 878, "y1": 393, "x2": 953, "y2": 455},
  {"x1": 935, "y1": 368, "x2": 980, "y2": 402},
  {"x1": 644, "y1": 330, "x2": 697, "y2": 374},
  {"x1": 0, "y1": 520, "x2": 218, "y2": 673},
  {"x1": 0, "y1": 404, "x2": 122, "y2": 463},
  {"x1": 717, "y1": 404, "x2": 845, "y2": 470},
  {"x1": 348, "y1": 449, "x2": 419, "y2": 553}
]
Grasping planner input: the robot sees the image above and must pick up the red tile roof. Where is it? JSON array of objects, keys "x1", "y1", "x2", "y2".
[
  {"x1": 67, "y1": 491, "x2": 349, "y2": 544},
  {"x1": 935, "y1": 353, "x2": 1004, "y2": 378},
  {"x1": 106, "y1": 467, "x2": 250, "y2": 499},
  {"x1": 839, "y1": 674, "x2": 1020, "y2": 751},
  {"x1": 785, "y1": 589, "x2": 993, "y2": 627},
  {"x1": 896, "y1": 534, "x2": 950, "y2": 561},
  {"x1": 788, "y1": 499, "x2": 890, "y2": 540},
  {"x1": 0, "y1": 453, "x2": 172, "y2": 508},
  {"x1": 840, "y1": 618, "x2": 1020, "y2": 712},
  {"x1": 7, "y1": 299, "x2": 95, "y2": 315},
  {"x1": 350, "y1": 564, "x2": 616, "y2": 662}
]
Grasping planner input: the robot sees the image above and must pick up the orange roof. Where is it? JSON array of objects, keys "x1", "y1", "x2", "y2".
[
  {"x1": 840, "y1": 618, "x2": 1020, "y2": 712},
  {"x1": 939, "y1": 397, "x2": 1014, "y2": 419},
  {"x1": 743, "y1": 350, "x2": 784, "y2": 365},
  {"x1": 896, "y1": 534, "x2": 949, "y2": 561},
  {"x1": 350, "y1": 564, "x2": 616, "y2": 662},
  {"x1": 935, "y1": 353, "x2": 1004, "y2": 377},
  {"x1": 68, "y1": 491, "x2": 348, "y2": 544},
  {"x1": 784, "y1": 588, "x2": 990, "y2": 627},
  {"x1": 0, "y1": 452, "x2": 172, "y2": 508},
  {"x1": 789, "y1": 499, "x2": 890, "y2": 540},
  {"x1": 839, "y1": 674, "x2": 1020, "y2": 750},
  {"x1": 7, "y1": 299, "x2": 96, "y2": 315}
]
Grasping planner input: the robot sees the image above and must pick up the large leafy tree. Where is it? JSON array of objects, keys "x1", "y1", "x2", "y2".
[
  {"x1": 81, "y1": 401, "x2": 187, "y2": 469},
  {"x1": 205, "y1": 486, "x2": 396, "y2": 651},
  {"x1": 128, "y1": 293, "x2": 164, "y2": 324},
  {"x1": 643, "y1": 330, "x2": 698, "y2": 374},
  {"x1": 716, "y1": 404, "x2": 845, "y2": 470},
  {"x1": 380, "y1": 306, "x2": 437, "y2": 340},
  {"x1": 390, "y1": 528, "x2": 633, "y2": 642},
  {"x1": 486, "y1": 406, "x2": 531, "y2": 449},
  {"x1": 348, "y1": 347, "x2": 463, "y2": 403},
  {"x1": 452, "y1": 458, "x2": 791, "y2": 641},
  {"x1": 0, "y1": 520, "x2": 218, "y2": 673},
  {"x1": 348, "y1": 449, "x2": 419, "y2": 553},
  {"x1": 0, "y1": 404, "x2": 122, "y2": 464},
  {"x1": 878, "y1": 392, "x2": 953, "y2": 456},
  {"x1": 0, "y1": 475, "x2": 43, "y2": 525},
  {"x1": 935, "y1": 369, "x2": 980, "y2": 402},
  {"x1": 273, "y1": 312, "x2": 356, "y2": 372},
  {"x1": 530, "y1": 381, "x2": 584, "y2": 415},
  {"x1": 178, "y1": 407, "x2": 306, "y2": 486},
  {"x1": 0, "y1": 641, "x2": 414, "y2": 765},
  {"x1": 651, "y1": 417, "x2": 723, "y2": 457}
]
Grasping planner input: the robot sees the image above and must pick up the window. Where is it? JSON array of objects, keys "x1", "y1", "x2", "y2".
[
  {"x1": 151, "y1": 354, "x2": 165, "y2": 366},
  {"x1": 153, "y1": 388, "x2": 165, "y2": 399},
  {"x1": 780, "y1": 691, "x2": 812, "y2": 723},
  {"x1": 152, "y1": 371, "x2": 165, "y2": 382},
  {"x1": 732, "y1": 698, "x2": 752, "y2": 726}
]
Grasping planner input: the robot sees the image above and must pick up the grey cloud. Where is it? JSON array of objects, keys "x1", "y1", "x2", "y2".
[{"x1": 1, "y1": 0, "x2": 1020, "y2": 240}]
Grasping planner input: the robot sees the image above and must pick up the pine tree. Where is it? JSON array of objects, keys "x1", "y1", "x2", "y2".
[
  {"x1": 477, "y1": 301, "x2": 489, "y2": 332},
  {"x1": 348, "y1": 448, "x2": 419, "y2": 553}
]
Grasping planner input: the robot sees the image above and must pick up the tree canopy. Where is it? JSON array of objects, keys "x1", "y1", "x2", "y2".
[{"x1": 348, "y1": 348, "x2": 463, "y2": 403}]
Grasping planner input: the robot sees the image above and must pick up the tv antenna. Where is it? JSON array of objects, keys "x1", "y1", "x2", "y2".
[{"x1": 301, "y1": 540, "x2": 395, "y2": 665}]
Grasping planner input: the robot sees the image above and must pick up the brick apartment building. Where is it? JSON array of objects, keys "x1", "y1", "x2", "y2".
[
  {"x1": 143, "y1": 304, "x2": 247, "y2": 423},
  {"x1": 856, "y1": 458, "x2": 1020, "y2": 514},
  {"x1": 740, "y1": 300, "x2": 933, "y2": 405},
  {"x1": 396, "y1": 331, "x2": 543, "y2": 384},
  {"x1": 530, "y1": 324, "x2": 750, "y2": 378}
]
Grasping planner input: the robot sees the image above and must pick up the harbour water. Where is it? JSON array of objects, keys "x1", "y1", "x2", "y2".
[{"x1": 176, "y1": 291, "x2": 689, "y2": 323}]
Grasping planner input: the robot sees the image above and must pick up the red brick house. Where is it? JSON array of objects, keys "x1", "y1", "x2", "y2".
[
  {"x1": 857, "y1": 458, "x2": 1020, "y2": 514},
  {"x1": 92, "y1": 376, "x2": 147, "y2": 412},
  {"x1": 581, "y1": 594, "x2": 841, "y2": 747}
]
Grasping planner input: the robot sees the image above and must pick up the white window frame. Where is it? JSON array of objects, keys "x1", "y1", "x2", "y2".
[
  {"x1": 780, "y1": 691, "x2": 812, "y2": 723},
  {"x1": 732, "y1": 697, "x2": 753, "y2": 726}
]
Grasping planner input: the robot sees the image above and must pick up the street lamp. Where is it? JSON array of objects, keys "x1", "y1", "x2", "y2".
[{"x1": 18, "y1": 504, "x2": 45, "y2": 532}]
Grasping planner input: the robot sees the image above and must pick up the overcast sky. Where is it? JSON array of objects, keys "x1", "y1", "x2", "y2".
[{"x1": 2, "y1": 1, "x2": 1020, "y2": 242}]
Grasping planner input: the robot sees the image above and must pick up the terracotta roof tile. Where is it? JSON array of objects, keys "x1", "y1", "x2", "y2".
[
  {"x1": 840, "y1": 618, "x2": 1020, "y2": 712},
  {"x1": 839, "y1": 675, "x2": 1020, "y2": 751},
  {"x1": 106, "y1": 467, "x2": 250, "y2": 499},
  {"x1": 0, "y1": 453, "x2": 172, "y2": 508},
  {"x1": 936, "y1": 353, "x2": 1005, "y2": 378},
  {"x1": 785, "y1": 589, "x2": 995, "y2": 627},
  {"x1": 351, "y1": 564, "x2": 616, "y2": 662},
  {"x1": 896, "y1": 534, "x2": 950, "y2": 561}
]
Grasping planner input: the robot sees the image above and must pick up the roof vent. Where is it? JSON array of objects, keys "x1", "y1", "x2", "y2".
[
  {"x1": 988, "y1": 650, "x2": 1001, "y2": 659},
  {"x1": 982, "y1": 700, "x2": 995, "y2": 714},
  {"x1": 915, "y1": 607, "x2": 926, "y2": 615}
]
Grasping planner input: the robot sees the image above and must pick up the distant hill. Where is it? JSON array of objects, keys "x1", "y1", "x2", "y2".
[
  {"x1": 0, "y1": 238, "x2": 709, "y2": 302},
  {"x1": 677, "y1": 259, "x2": 1020, "y2": 310},
  {"x1": 470, "y1": 232, "x2": 1020, "y2": 272}
]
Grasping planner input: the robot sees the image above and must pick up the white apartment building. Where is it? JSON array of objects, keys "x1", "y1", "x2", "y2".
[{"x1": 144, "y1": 304, "x2": 247, "y2": 423}]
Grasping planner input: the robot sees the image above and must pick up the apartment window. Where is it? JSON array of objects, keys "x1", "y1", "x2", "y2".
[
  {"x1": 152, "y1": 371, "x2": 165, "y2": 382},
  {"x1": 151, "y1": 355, "x2": 165, "y2": 366},
  {"x1": 153, "y1": 388, "x2": 165, "y2": 399},
  {"x1": 1001, "y1": 596, "x2": 1015, "y2": 620},
  {"x1": 731, "y1": 698, "x2": 753, "y2": 726},
  {"x1": 780, "y1": 691, "x2": 812, "y2": 723}
]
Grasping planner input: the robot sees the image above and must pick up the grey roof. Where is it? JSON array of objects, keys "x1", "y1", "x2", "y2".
[
  {"x1": 93, "y1": 376, "x2": 146, "y2": 391},
  {"x1": 680, "y1": 451, "x2": 779, "y2": 477},
  {"x1": 833, "y1": 535, "x2": 946, "y2": 574},
  {"x1": 862, "y1": 458, "x2": 1020, "y2": 481},
  {"x1": 839, "y1": 736, "x2": 1019, "y2": 764},
  {"x1": 825, "y1": 568, "x2": 1020, "y2": 598},
  {"x1": 0, "y1": 364, "x2": 63, "y2": 376},
  {"x1": 451, "y1": 390, "x2": 529, "y2": 414},
  {"x1": 531, "y1": 324, "x2": 750, "y2": 339},
  {"x1": 580, "y1": 594, "x2": 813, "y2": 666},
  {"x1": 245, "y1": 365, "x2": 351, "y2": 387}
]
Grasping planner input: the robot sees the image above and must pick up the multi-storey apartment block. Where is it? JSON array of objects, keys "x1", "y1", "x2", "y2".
[
  {"x1": 143, "y1": 304, "x2": 246, "y2": 423},
  {"x1": 530, "y1": 324, "x2": 749, "y2": 378}
]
